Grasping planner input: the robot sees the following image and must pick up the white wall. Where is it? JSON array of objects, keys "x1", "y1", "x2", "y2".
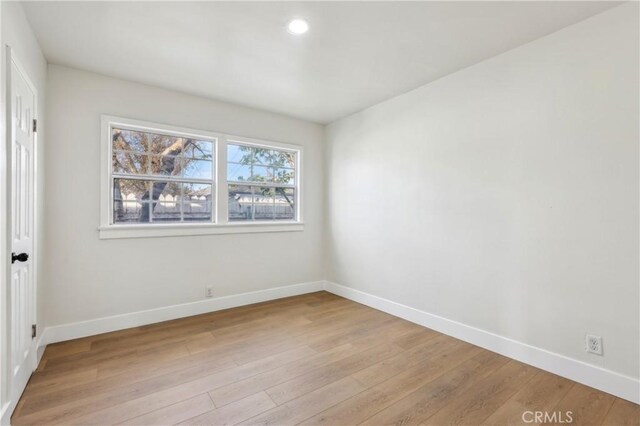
[
  {"x1": 326, "y1": 2, "x2": 639, "y2": 381},
  {"x1": 44, "y1": 65, "x2": 324, "y2": 327}
]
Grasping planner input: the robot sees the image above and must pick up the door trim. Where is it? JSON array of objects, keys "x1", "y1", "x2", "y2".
[{"x1": 1, "y1": 44, "x2": 39, "y2": 426}]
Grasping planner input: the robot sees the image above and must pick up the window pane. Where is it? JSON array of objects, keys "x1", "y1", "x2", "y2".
[
  {"x1": 183, "y1": 183, "x2": 212, "y2": 222},
  {"x1": 227, "y1": 143, "x2": 251, "y2": 163},
  {"x1": 274, "y1": 187, "x2": 295, "y2": 220},
  {"x1": 274, "y1": 168, "x2": 295, "y2": 185},
  {"x1": 253, "y1": 148, "x2": 276, "y2": 165},
  {"x1": 151, "y1": 133, "x2": 185, "y2": 154},
  {"x1": 251, "y1": 165, "x2": 274, "y2": 183},
  {"x1": 227, "y1": 185, "x2": 295, "y2": 222},
  {"x1": 112, "y1": 129, "x2": 148, "y2": 152},
  {"x1": 227, "y1": 163, "x2": 252, "y2": 182},
  {"x1": 228, "y1": 184, "x2": 253, "y2": 221},
  {"x1": 150, "y1": 155, "x2": 181, "y2": 177},
  {"x1": 113, "y1": 152, "x2": 149, "y2": 175},
  {"x1": 182, "y1": 159, "x2": 213, "y2": 179},
  {"x1": 183, "y1": 140, "x2": 214, "y2": 160},
  {"x1": 272, "y1": 150, "x2": 296, "y2": 168},
  {"x1": 151, "y1": 182, "x2": 182, "y2": 222},
  {"x1": 113, "y1": 179, "x2": 149, "y2": 223},
  {"x1": 227, "y1": 143, "x2": 295, "y2": 186},
  {"x1": 253, "y1": 147, "x2": 295, "y2": 168}
]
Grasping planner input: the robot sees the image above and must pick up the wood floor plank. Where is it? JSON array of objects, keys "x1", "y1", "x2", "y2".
[
  {"x1": 265, "y1": 342, "x2": 404, "y2": 405},
  {"x1": 209, "y1": 342, "x2": 364, "y2": 407},
  {"x1": 41, "y1": 339, "x2": 92, "y2": 361},
  {"x1": 179, "y1": 392, "x2": 276, "y2": 426},
  {"x1": 302, "y1": 299, "x2": 369, "y2": 322},
  {"x1": 228, "y1": 311, "x2": 387, "y2": 366},
  {"x1": 481, "y1": 371, "x2": 575, "y2": 425},
  {"x1": 351, "y1": 334, "x2": 459, "y2": 388},
  {"x1": 550, "y1": 383, "x2": 617, "y2": 426},
  {"x1": 65, "y1": 384, "x2": 218, "y2": 425},
  {"x1": 601, "y1": 399, "x2": 640, "y2": 426},
  {"x1": 303, "y1": 316, "x2": 409, "y2": 352},
  {"x1": 422, "y1": 360, "x2": 539, "y2": 425},
  {"x1": 96, "y1": 342, "x2": 192, "y2": 377},
  {"x1": 360, "y1": 351, "x2": 510, "y2": 426},
  {"x1": 42, "y1": 336, "x2": 193, "y2": 375},
  {"x1": 183, "y1": 331, "x2": 217, "y2": 355},
  {"x1": 25, "y1": 364, "x2": 99, "y2": 388},
  {"x1": 299, "y1": 339, "x2": 482, "y2": 425},
  {"x1": 11, "y1": 292, "x2": 638, "y2": 426},
  {"x1": 22, "y1": 368, "x2": 99, "y2": 397},
  {"x1": 392, "y1": 327, "x2": 442, "y2": 350},
  {"x1": 128, "y1": 341, "x2": 235, "y2": 377},
  {"x1": 239, "y1": 377, "x2": 366, "y2": 426},
  {"x1": 86, "y1": 325, "x2": 208, "y2": 357},
  {"x1": 118, "y1": 394, "x2": 215, "y2": 426}
]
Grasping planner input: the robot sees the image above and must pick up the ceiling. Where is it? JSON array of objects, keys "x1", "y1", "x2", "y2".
[{"x1": 23, "y1": 1, "x2": 619, "y2": 124}]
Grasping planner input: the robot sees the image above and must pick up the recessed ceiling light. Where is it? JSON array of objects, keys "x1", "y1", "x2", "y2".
[{"x1": 287, "y1": 19, "x2": 309, "y2": 35}]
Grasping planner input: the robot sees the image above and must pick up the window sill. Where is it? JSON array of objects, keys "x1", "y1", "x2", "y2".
[{"x1": 98, "y1": 222, "x2": 304, "y2": 239}]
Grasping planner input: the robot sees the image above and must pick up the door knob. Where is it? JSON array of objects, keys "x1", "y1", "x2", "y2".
[{"x1": 11, "y1": 252, "x2": 29, "y2": 264}]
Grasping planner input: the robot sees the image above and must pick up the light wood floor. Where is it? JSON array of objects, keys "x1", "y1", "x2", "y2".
[{"x1": 12, "y1": 292, "x2": 639, "y2": 425}]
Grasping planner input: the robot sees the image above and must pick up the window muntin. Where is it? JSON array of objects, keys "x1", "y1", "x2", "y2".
[
  {"x1": 110, "y1": 127, "x2": 215, "y2": 224},
  {"x1": 226, "y1": 143, "x2": 297, "y2": 222}
]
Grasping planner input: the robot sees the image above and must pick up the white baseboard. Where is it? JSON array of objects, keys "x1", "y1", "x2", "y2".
[
  {"x1": 38, "y1": 281, "x2": 325, "y2": 348},
  {"x1": 1, "y1": 402, "x2": 11, "y2": 426},
  {"x1": 323, "y1": 281, "x2": 640, "y2": 405}
]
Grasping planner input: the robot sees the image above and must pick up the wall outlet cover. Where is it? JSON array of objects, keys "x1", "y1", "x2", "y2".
[{"x1": 586, "y1": 334, "x2": 603, "y2": 356}]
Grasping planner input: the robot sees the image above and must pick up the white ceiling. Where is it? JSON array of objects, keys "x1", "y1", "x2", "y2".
[{"x1": 23, "y1": 1, "x2": 619, "y2": 123}]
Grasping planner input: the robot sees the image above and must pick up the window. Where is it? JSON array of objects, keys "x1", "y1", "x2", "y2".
[
  {"x1": 111, "y1": 128, "x2": 215, "y2": 224},
  {"x1": 227, "y1": 143, "x2": 296, "y2": 222},
  {"x1": 100, "y1": 116, "x2": 302, "y2": 239}
]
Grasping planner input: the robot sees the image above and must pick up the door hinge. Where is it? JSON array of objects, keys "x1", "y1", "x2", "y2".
[
  {"x1": 32, "y1": 324, "x2": 36, "y2": 339},
  {"x1": 33, "y1": 119, "x2": 37, "y2": 132}
]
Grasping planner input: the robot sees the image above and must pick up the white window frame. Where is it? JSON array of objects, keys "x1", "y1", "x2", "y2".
[{"x1": 99, "y1": 116, "x2": 303, "y2": 239}]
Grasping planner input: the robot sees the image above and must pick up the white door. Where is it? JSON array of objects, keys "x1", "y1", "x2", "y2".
[{"x1": 7, "y1": 54, "x2": 37, "y2": 412}]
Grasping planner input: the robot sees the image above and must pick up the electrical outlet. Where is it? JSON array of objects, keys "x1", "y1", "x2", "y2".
[
  {"x1": 205, "y1": 286, "x2": 214, "y2": 298},
  {"x1": 586, "y1": 334, "x2": 603, "y2": 355}
]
